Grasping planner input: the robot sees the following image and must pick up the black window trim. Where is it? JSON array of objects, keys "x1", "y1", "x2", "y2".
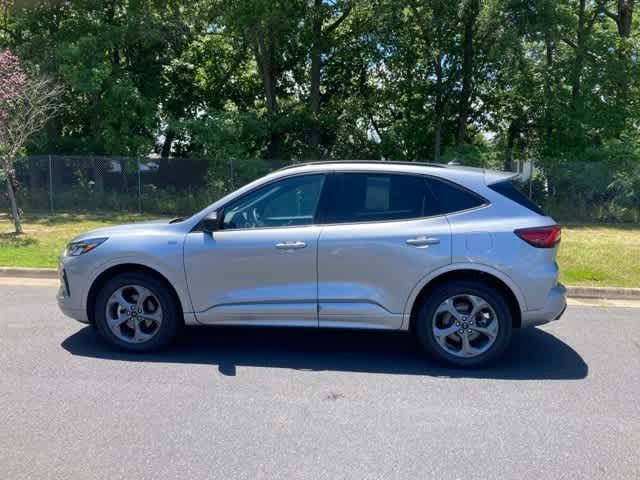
[{"x1": 318, "y1": 170, "x2": 490, "y2": 227}]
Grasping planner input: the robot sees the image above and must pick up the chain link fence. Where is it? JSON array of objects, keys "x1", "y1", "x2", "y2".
[
  {"x1": 5, "y1": 155, "x2": 292, "y2": 216},
  {"x1": 2, "y1": 155, "x2": 639, "y2": 221}
]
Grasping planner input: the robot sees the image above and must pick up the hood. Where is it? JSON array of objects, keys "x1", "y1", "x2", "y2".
[{"x1": 70, "y1": 219, "x2": 174, "y2": 242}]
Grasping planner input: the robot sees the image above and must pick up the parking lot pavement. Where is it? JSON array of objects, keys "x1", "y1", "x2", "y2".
[{"x1": 1, "y1": 282, "x2": 639, "y2": 480}]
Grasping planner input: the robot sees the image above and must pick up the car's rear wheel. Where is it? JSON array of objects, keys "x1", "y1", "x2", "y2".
[
  {"x1": 94, "y1": 272, "x2": 179, "y2": 352},
  {"x1": 415, "y1": 281, "x2": 513, "y2": 368}
]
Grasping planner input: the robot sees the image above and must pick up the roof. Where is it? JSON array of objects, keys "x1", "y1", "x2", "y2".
[
  {"x1": 273, "y1": 160, "x2": 517, "y2": 186},
  {"x1": 277, "y1": 160, "x2": 446, "y2": 171}
]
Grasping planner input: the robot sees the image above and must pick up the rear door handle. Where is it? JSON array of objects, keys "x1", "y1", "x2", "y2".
[
  {"x1": 406, "y1": 236, "x2": 440, "y2": 247},
  {"x1": 275, "y1": 241, "x2": 307, "y2": 250}
]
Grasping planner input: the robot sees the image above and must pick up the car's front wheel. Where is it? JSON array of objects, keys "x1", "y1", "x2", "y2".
[
  {"x1": 415, "y1": 280, "x2": 513, "y2": 368},
  {"x1": 94, "y1": 272, "x2": 179, "y2": 352}
]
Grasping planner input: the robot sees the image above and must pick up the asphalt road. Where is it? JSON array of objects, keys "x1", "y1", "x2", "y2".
[{"x1": 1, "y1": 282, "x2": 639, "y2": 480}]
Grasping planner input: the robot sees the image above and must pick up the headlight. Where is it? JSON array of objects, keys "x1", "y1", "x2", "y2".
[{"x1": 65, "y1": 237, "x2": 108, "y2": 256}]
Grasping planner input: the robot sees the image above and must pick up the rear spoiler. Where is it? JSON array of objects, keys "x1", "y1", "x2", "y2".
[{"x1": 483, "y1": 169, "x2": 519, "y2": 185}]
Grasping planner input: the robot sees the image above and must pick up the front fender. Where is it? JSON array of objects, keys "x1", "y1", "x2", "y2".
[{"x1": 81, "y1": 253, "x2": 194, "y2": 318}]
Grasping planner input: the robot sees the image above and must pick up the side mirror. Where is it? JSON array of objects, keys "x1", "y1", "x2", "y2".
[{"x1": 201, "y1": 210, "x2": 222, "y2": 233}]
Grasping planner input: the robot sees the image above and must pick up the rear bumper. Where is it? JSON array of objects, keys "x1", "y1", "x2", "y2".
[{"x1": 521, "y1": 283, "x2": 567, "y2": 328}]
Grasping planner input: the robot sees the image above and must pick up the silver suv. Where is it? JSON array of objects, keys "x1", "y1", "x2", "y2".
[{"x1": 57, "y1": 161, "x2": 566, "y2": 367}]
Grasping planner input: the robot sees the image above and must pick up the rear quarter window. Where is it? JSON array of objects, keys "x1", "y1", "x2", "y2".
[
  {"x1": 488, "y1": 180, "x2": 544, "y2": 215},
  {"x1": 426, "y1": 177, "x2": 487, "y2": 214}
]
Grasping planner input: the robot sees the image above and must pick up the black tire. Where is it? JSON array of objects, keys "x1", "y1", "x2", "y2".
[
  {"x1": 415, "y1": 280, "x2": 513, "y2": 368},
  {"x1": 94, "y1": 272, "x2": 180, "y2": 352}
]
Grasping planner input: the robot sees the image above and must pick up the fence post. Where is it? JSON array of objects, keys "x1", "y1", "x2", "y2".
[
  {"x1": 48, "y1": 155, "x2": 54, "y2": 213},
  {"x1": 137, "y1": 157, "x2": 142, "y2": 213}
]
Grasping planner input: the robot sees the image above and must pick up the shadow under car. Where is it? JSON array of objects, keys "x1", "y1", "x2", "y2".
[{"x1": 61, "y1": 325, "x2": 588, "y2": 381}]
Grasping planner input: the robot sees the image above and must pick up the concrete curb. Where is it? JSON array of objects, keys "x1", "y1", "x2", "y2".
[
  {"x1": 0, "y1": 267, "x2": 58, "y2": 279},
  {"x1": 0, "y1": 267, "x2": 638, "y2": 300},
  {"x1": 565, "y1": 286, "x2": 640, "y2": 300}
]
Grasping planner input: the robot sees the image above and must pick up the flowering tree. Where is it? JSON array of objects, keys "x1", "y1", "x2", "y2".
[{"x1": 0, "y1": 49, "x2": 62, "y2": 233}]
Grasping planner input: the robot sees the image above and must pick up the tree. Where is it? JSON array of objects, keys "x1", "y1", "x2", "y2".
[
  {"x1": 0, "y1": 49, "x2": 61, "y2": 233},
  {"x1": 307, "y1": 0, "x2": 353, "y2": 158},
  {"x1": 456, "y1": 0, "x2": 480, "y2": 145}
]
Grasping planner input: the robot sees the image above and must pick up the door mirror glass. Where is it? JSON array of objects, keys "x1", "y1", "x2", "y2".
[{"x1": 201, "y1": 210, "x2": 222, "y2": 233}]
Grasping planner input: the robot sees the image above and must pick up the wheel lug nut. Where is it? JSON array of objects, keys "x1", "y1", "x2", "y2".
[{"x1": 456, "y1": 322, "x2": 460, "y2": 326}]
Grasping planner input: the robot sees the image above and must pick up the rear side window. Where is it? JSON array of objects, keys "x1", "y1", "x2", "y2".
[
  {"x1": 488, "y1": 180, "x2": 544, "y2": 215},
  {"x1": 426, "y1": 177, "x2": 487, "y2": 214},
  {"x1": 325, "y1": 173, "x2": 441, "y2": 223}
]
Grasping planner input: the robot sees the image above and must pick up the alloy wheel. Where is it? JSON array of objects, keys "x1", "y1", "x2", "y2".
[
  {"x1": 105, "y1": 284, "x2": 163, "y2": 344},
  {"x1": 431, "y1": 294, "x2": 499, "y2": 358}
]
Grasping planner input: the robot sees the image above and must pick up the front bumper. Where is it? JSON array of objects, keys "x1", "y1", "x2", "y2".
[
  {"x1": 521, "y1": 283, "x2": 567, "y2": 328},
  {"x1": 57, "y1": 262, "x2": 90, "y2": 324}
]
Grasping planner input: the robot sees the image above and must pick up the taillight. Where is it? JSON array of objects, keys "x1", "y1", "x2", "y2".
[{"x1": 514, "y1": 225, "x2": 561, "y2": 248}]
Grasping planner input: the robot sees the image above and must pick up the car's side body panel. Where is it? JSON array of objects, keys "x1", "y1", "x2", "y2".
[
  {"x1": 184, "y1": 226, "x2": 322, "y2": 326},
  {"x1": 317, "y1": 216, "x2": 452, "y2": 329},
  {"x1": 57, "y1": 222, "x2": 194, "y2": 324},
  {"x1": 445, "y1": 185, "x2": 561, "y2": 313},
  {"x1": 400, "y1": 261, "x2": 529, "y2": 330}
]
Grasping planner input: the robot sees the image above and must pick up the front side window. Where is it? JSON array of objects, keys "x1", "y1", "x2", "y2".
[
  {"x1": 222, "y1": 174, "x2": 325, "y2": 230},
  {"x1": 325, "y1": 173, "x2": 440, "y2": 223}
]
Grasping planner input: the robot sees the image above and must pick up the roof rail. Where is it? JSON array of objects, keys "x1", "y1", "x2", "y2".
[{"x1": 276, "y1": 160, "x2": 447, "y2": 171}]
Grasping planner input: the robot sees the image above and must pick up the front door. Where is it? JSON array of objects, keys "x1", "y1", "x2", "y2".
[{"x1": 184, "y1": 173, "x2": 326, "y2": 326}]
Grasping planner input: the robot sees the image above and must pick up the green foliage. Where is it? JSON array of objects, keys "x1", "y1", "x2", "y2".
[{"x1": 1, "y1": 0, "x2": 639, "y2": 221}]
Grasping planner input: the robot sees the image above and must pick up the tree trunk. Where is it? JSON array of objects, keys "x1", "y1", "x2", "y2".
[
  {"x1": 600, "y1": 0, "x2": 634, "y2": 131},
  {"x1": 253, "y1": 35, "x2": 281, "y2": 161},
  {"x1": 161, "y1": 129, "x2": 175, "y2": 158},
  {"x1": 616, "y1": 0, "x2": 633, "y2": 38},
  {"x1": 433, "y1": 117, "x2": 442, "y2": 163},
  {"x1": 503, "y1": 122, "x2": 518, "y2": 172},
  {"x1": 309, "y1": 0, "x2": 323, "y2": 159},
  {"x1": 571, "y1": 0, "x2": 587, "y2": 105},
  {"x1": 433, "y1": 56, "x2": 444, "y2": 162},
  {"x1": 544, "y1": 32, "x2": 555, "y2": 149},
  {"x1": 5, "y1": 172, "x2": 23, "y2": 234},
  {"x1": 456, "y1": 0, "x2": 479, "y2": 145}
]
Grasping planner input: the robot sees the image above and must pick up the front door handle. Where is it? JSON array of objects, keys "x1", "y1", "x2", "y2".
[
  {"x1": 275, "y1": 241, "x2": 307, "y2": 250},
  {"x1": 406, "y1": 236, "x2": 440, "y2": 247}
]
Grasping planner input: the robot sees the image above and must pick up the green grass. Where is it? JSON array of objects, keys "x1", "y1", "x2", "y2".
[
  {"x1": 0, "y1": 213, "x2": 155, "y2": 268},
  {"x1": 557, "y1": 223, "x2": 640, "y2": 288},
  {"x1": 1, "y1": 214, "x2": 639, "y2": 287}
]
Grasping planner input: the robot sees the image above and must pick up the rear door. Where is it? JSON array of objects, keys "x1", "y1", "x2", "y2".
[{"x1": 317, "y1": 172, "x2": 452, "y2": 329}]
